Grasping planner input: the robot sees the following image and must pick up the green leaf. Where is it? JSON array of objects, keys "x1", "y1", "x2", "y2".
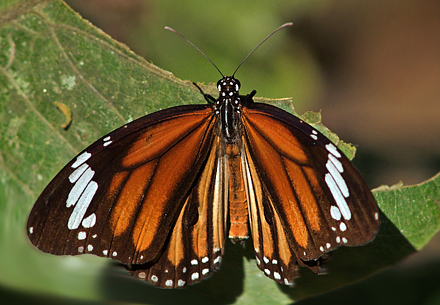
[{"x1": 1, "y1": 1, "x2": 439, "y2": 304}]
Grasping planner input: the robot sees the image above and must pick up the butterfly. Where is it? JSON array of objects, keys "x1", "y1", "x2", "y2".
[{"x1": 27, "y1": 23, "x2": 380, "y2": 288}]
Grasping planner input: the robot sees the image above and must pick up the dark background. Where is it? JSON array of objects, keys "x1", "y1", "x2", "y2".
[{"x1": 5, "y1": 0, "x2": 440, "y2": 304}]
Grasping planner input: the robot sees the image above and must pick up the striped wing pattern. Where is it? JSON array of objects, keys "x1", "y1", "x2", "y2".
[
  {"x1": 129, "y1": 136, "x2": 229, "y2": 287},
  {"x1": 241, "y1": 103, "x2": 379, "y2": 285},
  {"x1": 27, "y1": 105, "x2": 230, "y2": 288}
]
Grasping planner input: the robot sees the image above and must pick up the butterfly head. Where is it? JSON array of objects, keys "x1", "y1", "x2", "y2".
[{"x1": 217, "y1": 76, "x2": 241, "y2": 98}]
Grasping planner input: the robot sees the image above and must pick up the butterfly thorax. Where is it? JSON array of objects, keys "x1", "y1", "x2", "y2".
[{"x1": 215, "y1": 76, "x2": 242, "y2": 143}]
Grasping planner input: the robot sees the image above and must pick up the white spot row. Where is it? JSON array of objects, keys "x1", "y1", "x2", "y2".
[
  {"x1": 103, "y1": 136, "x2": 112, "y2": 147},
  {"x1": 77, "y1": 230, "x2": 98, "y2": 241},
  {"x1": 255, "y1": 253, "x2": 292, "y2": 285},
  {"x1": 319, "y1": 242, "x2": 332, "y2": 252},
  {"x1": 67, "y1": 152, "x2": 99, "y2": 231},
  {"x1": 139, "y1": 251, "x2": 222, "y2": 287},
  {"x1": 325, "y1": 143, "x2": 351, "y2": 221}
]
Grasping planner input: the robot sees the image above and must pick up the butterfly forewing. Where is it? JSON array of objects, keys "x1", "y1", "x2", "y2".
[
  {"x1": 241, "y1": 103, "x2": 379, "y2": 282},
  {"x1": 27, "y1": 105, "x2": 229, "y2": 285}
]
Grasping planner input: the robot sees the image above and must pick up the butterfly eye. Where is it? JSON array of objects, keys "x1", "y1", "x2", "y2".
[{"x1": 234, "y1": 79, "x2": 241, "y2": 91}]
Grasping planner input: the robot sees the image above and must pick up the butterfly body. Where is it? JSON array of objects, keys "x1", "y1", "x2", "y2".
[{"x1": 27, "y1": 73, "x2": 379, "y2": 288}]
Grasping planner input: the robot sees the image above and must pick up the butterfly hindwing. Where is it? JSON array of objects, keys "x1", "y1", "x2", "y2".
[
  {"x1": 129, "y1": 136, "x2": 229, "y2": 287},
  {"x1": 27, "y1": 104, "x2": 228, "y2": 286},
  {"x1": 241, "y1": 102, "x2": 379, "y2": 282}
]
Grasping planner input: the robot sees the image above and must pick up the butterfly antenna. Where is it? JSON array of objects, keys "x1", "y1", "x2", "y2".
[
  {"x1": 165, "y1": 26, "x2": 224, "y2": 77},
  {"x1": 232, "y1": 22, "x2": 293, "y2": 77}
]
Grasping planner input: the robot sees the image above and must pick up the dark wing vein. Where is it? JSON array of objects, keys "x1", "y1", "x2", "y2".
[{"x1": 241, "y1": 103, "x2": 379, "y2": 283}]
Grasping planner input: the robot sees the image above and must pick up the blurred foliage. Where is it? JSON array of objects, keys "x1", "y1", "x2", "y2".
[{"x1": 1, "y1": 1, "x2": 440, "y2": 304}]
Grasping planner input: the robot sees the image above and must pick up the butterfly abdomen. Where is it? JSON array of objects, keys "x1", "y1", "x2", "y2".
[{"x1": 226, "y1": 143, "x2": 249, "y2": 242}]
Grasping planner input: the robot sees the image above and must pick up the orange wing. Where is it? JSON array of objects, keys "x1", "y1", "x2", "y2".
[
  {"x1": 240, "y1": 103, "x2": 380, "y2": 285},
  {"x1": 129, "y1": 136, "x2": 229, "y2": 287},
  {"x1": 27, "y1": 105, "x2": 228, "y2": 287}
]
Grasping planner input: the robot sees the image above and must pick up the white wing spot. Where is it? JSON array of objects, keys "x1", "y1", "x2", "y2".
[
  {"x1": 326, "y1": 243, "x2": 331, "y2": 249},
  {"x1": 103, "y1": 140, "x2": 112, "y2": 147},
  {"x1": 87, "y1": 244, "x2": 93, "y2": 251},
  {"x1": 326, "y1": 159, "x2": 349, "y2": 197},
  {"x1": 103, "y1": 250, "x2": 108, "y2": 255},
  {"x1": 340, "y1": 222, "x2": 347, "y2": 231},
  {"x1": 165, "y1": 280, "x2": 173, "y2": 287},
  {"x1": 330, "y1": 206, "x2": 342, "y2": 221},
  {"x1": 274, "y1": 272, "x2": 281, "y2": 280},
  {"x1": 325, "y1": 143, "x2": 341, "y2": 158},
  {"x1": 138, "y1": 272, "x2": 146, "y2": 279},
  {"x1": 214, "y1": 256, "x2": 222, "y2": 265},
  {"x1": 66, "y1": 167, "x2": 94, "y2": 208},
  {"x1": 151, "y1": 275, "x2": 158, "y2": 282},
  {"x1": 201, "y1": 256, "x2": 209, "y2": 263},
  {"x1": 312, "y1": 130, "x2": 318, "y2": 135},
  {"x1": 329, "y1": 153, "x2": 343, "y2": 173},
  {"x1": 375, "y1": 212, "x2": 379, "y2": 220},
  {"x1": 319, "y1": 246, "x2": 324, "y2": 252},
  {"x1": 202, "y1": 268, "x2": 209, "y2": 275},
  {"x1": 82, "y1": 213, "x2": 96, "y2": 228},
  {"x1": 92, "y1": 234, "x2": 97, "y2": 238},
  {"x1": 311, "y1": 134, "x2": 318, "y2": 140},
  {"x1": 191, "y1": 259, "x2": 198, "y2": 265},
  {"x1": 112, "y1": 251, "x2": 117, "y2": 257},
  {"x1": 272, "y1": 259, "x2": 278, "y2": 265},
  {"x1": 71, "y1": 152, "x2": 92, "y2": 168},
  {"x1": 264, "y1": 269, "x2": 270, "y2": 275},
  {"x1": 78, "y1": 231, "x2": 86, "y2": 240},
  {"x1": 178, "y1": 279, "x2": 186, "y2": 287},
  {"x1": 78, "y1": 246, "x2": 84, "y2": 253},
  {"x1": 191, "y1": 272, "x2": 199, "y2": 280},
  {"x1": 103, "y1": 136, "x2": 111, "y2": 141},
  {"x1": 332, "y1": 227, "x2": 337, "y2": 231},
  {"x1": 69, "y1": 163, "x2": 88, "y2": 183},
  {"x1": 336, "y1": 236, "x2": 341, "y2": 243},
  {"x1": 263, "y1": 256, "x2": 269, "y2": 264},
  {"x1": 256, "y1": 257, "x2": 261, "y2": 265},
  {"x1": 29, "y1": 227, "x2": 34, "y2": 234},
  {"x1": 182, "y1": 267, "x2": 187, "y2": 273},
  {"x1": 342, "y1": 237, "x2": 348, "y2": 243}
]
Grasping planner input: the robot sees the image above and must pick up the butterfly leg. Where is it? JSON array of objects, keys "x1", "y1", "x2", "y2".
[
  {"x1": 193, "y1": 82, "x2": 216, "y2": 104},
  {"x1": 240, "y1": 90, "x2": 257, "y2": 104}
]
